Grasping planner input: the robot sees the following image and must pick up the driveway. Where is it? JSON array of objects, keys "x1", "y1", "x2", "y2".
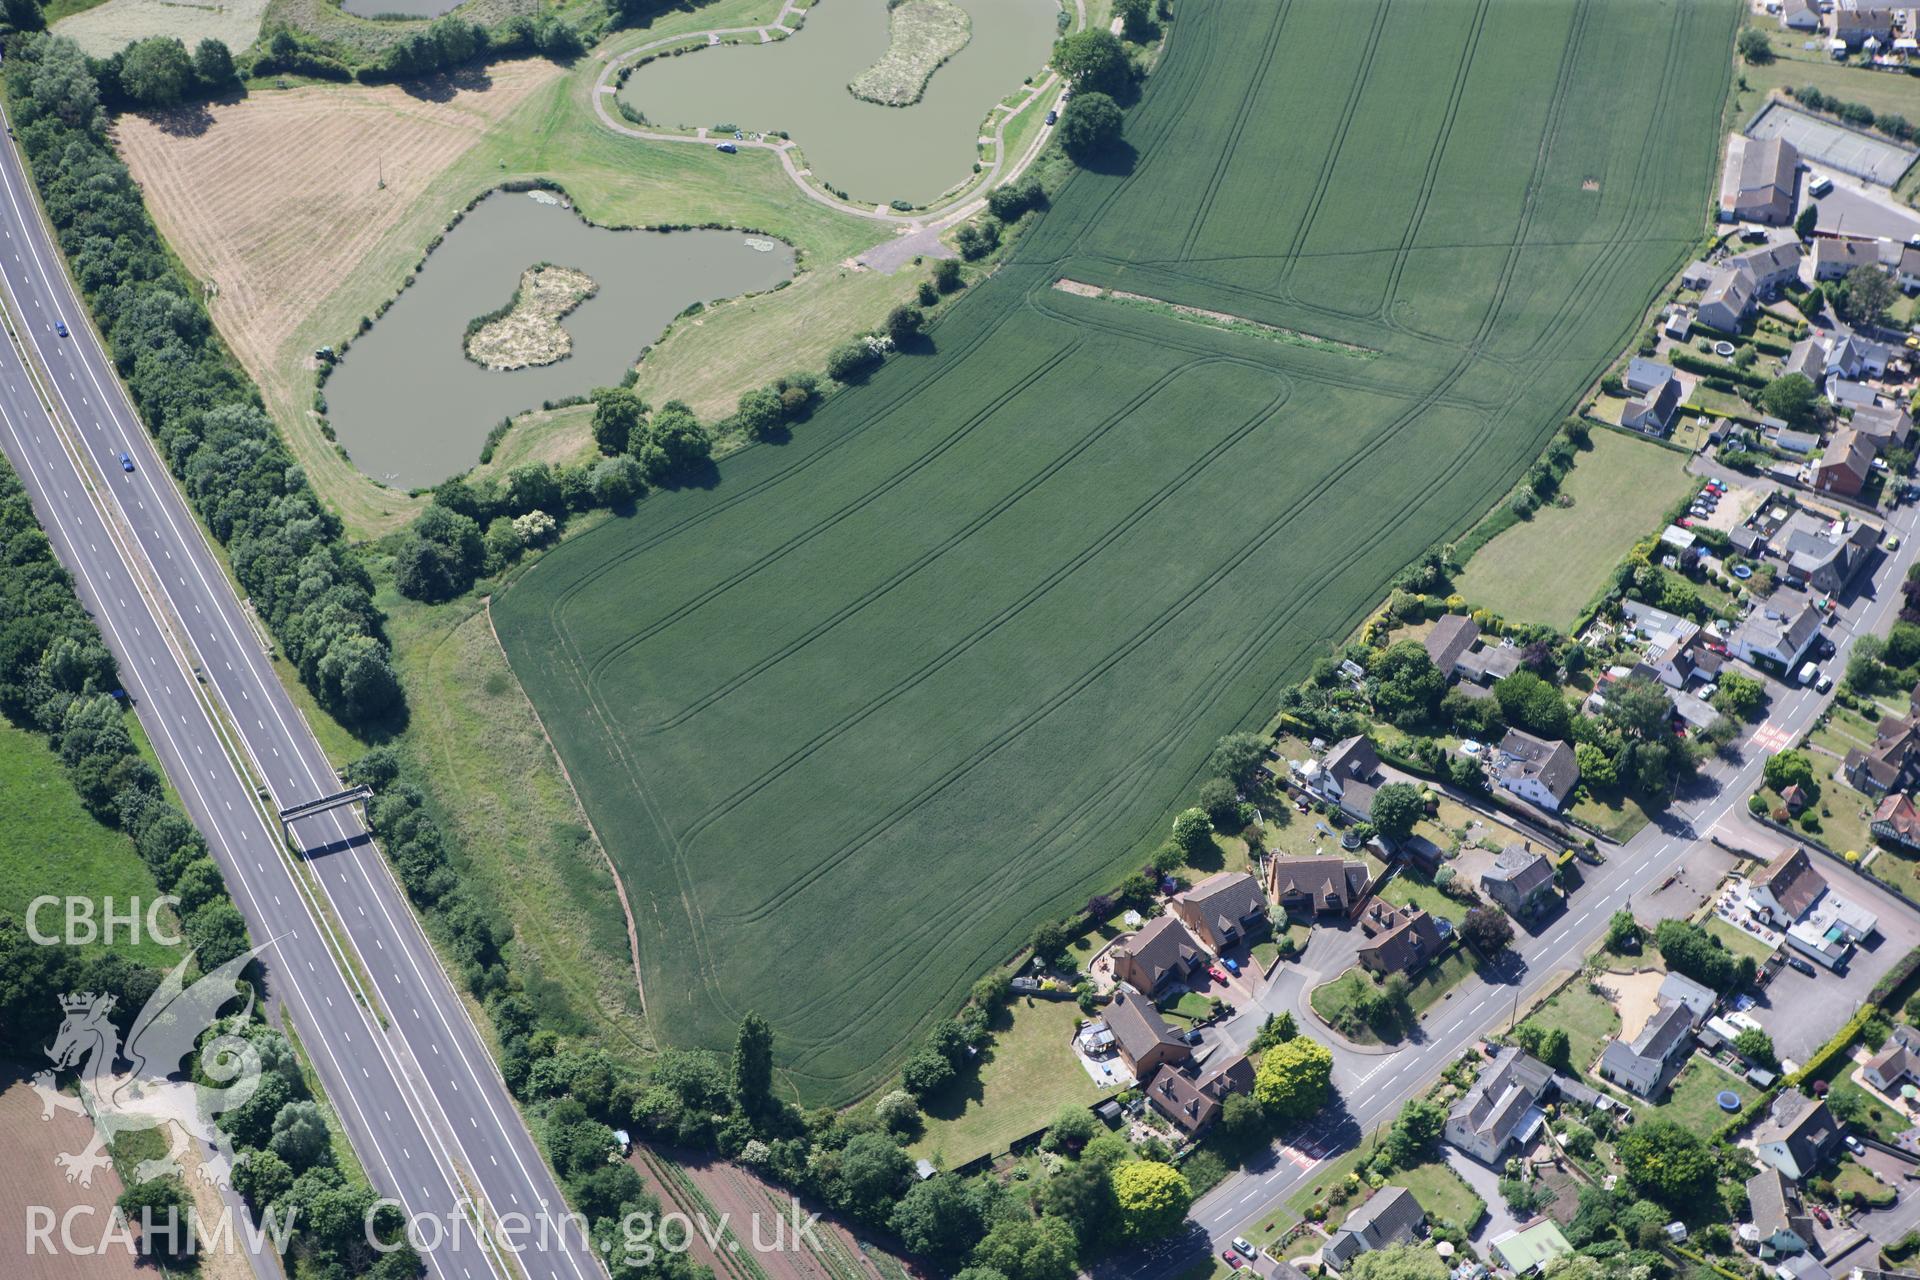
[
  {"x1": 1806, "y1": 176, "x2": 1920, "y2": 244},
  {"x1": 1444, "y1": 1147, "x2": 1528, "y2": 1244}
]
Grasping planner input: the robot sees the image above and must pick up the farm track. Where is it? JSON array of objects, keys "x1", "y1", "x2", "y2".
[{"x1": 494, "y1": 0, "x2": 1740, "y2": 1100}]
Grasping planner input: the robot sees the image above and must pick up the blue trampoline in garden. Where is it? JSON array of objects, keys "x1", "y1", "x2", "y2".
[{"x1": 1717, "y1": 1090, "x2": 1741, "y2": 1111}]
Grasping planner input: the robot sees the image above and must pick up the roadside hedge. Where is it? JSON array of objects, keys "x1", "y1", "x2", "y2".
[{"x1": 4, "y1": 35, "x2": 402, "y2": 727}]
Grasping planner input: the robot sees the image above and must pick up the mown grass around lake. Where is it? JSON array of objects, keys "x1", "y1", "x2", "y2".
[{"x1": 1454, "y1": 429, "x2": 1697, "y2": 631}]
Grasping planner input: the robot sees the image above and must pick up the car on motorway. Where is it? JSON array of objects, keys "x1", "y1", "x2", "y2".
[
  {"x1": 118, "y1": 452, "x2": 133, "y2": 472},
  {"x1": 54, "y1": 320, "x2": 67, "y2": 337}
]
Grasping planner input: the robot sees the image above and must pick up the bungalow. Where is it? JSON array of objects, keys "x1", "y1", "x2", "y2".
[
  {"x1": 1755, "y1": 1088, "x2": 1843, "y2": 1181},
  {"x1": 1356, "y1": 899, "x2": 1446, "y2": 976},
  {"x1": 1143, "y1": 1052, "x2": 1255, "y2": 1138},
  {"x1": 1811, "y1": 427, "x2": 1878, "y2": 498},
  {"x1": 1727, "y1": 586, "x2": 1824, "y2": 672},
  {"x1": 1269, "y1": 855, "x2": 1371, "y2": 918},
  {"x1": 1851, "y1": 402, "x2": 1914, "y2": 448},
  {"x1": 1864, "y1": 1040, "x2": 1918, "y2": 1094},
  {"x1": 1111, "y1": 915, "x2": 1205, "y2": 995},
  {"x1": 1323, "y1": 1187, "x2": 1427, "y2": 1271},
  {"x1": 1626, "y1": 357, "x2": 1678, "y2": 395},
  {"x1": 1479, "y1": 845, "x2": 1557, "y2": 920},
  {"x1": 1457, "y1": 644, "x2": 1522, "y2": 686},
  {"x1": 1169, "y1": 871, "x2": 1271, "y2": 956},
  {"x1": 1296, "y1": 734, "x2": 1386, "y2": 823},
  {"x1": 1746, "y1": 1166, "x2": 1816, "y2": 1258},
  {"x1": 1719, "y1": 135, "x2": 1801, "y2": 225},
  {"x1": 1104, "y1": 988, "x2": 1190, "y2": 1079},
  {"x1": 1445, "y1": 1046, "x2": 1555, "y2": 1162},
  {"x1": 1829, "y1": 378, "x2": 1880, "y2": 410},
  {"x1": 1490, "y1": 1221, "x2": 1573, "y2": 1275},
  {"x1": 1493, "y1": 728, "x2": 1580, "y2": 812},
  {"x1": 1871, "y1": 793, "x2": 1920, "y2": 851}
]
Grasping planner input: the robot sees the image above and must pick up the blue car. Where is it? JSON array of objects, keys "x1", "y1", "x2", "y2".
[
  {"x1": 715, "y1": 142, "x2": 737, "y2": 154},
  {"x1": 54, "y1": 320, "x2": 68, "y2": 337},
  {"x1": 119, "y1": 452, "x2": 133, "y2": 472},
  {"x1": 1046, "y1": 109, "x2": 1058, "y2": 125},
  {"x1": 1223, "y1": 957, "x2": 1240, "y2": 976}
]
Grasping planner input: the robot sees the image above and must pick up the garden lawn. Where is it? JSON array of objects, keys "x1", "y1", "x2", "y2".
[
  {"x1": 1836, "y1": 1157, "x2": 1898, "y2": 1208},
  {"x1": 494, "y1": 0, "x2": 1737, "y2": 1102},
  {"x1": 0, "y1": 718, "x2": 180, "y2": 968},
  {"x1": 1381, "y1": 871, "x2": 1468, "y2": 924},
  {"x1": 1311, "y1": 969, "x2": 1388, "y2": 1045},
  {"x1": 1517, "y1": 980, "x2": 1621, "y2": 1079},
  {"x1": 1398, "y1": 1160, "x2": 1486, "y2": 1231},
  {"x1": 1659, "y1": 1058, "x2": 1751, "y2": 1132},
  {"x1": 1406, "y1": 948, "x2": 1478, "y2": 1018},
  {"x1": 1872, "y1": 846, "x2": 1920, "y2": 906},
  {"x1": 1569, "y1": 788, "x2": 1658, "y2": 843},
  {"x1": 908, "y1": 996, "x2": 1104, "y2": 1169},
  {"x1": 1706, "y1": 914, "x2": 1777, "y2": 964},
  {"x1": 1453, "y1": 429, "x2": 1695, "y2": 631}
]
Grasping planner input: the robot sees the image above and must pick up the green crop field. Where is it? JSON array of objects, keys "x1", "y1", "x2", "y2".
[{"x1": 495, "y1": 0, "x2": 1738, "y2": 1103}]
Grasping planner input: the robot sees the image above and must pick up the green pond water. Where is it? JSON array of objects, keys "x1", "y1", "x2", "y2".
[
  {"x1": 619, "y1": 0, "x2": 1061, "y2": 206},
  {"x1": 325, "y1": 191, "x2": 794, "y2": 489}
]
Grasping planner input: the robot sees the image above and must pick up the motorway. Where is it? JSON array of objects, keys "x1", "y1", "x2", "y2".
[
  {"x1": 0, "y1": 117, "x2": 601, "y2": 1280},
  {"x1": 1106, "y1": 493, "x2": 1920, "y2": 1280}
]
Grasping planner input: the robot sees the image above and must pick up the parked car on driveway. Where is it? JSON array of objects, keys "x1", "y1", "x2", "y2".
[
  {"x1": 1846, "y1": 1135, "x2": 1866, "y2": 1156},
  {"x1": 1232, "y1": 1237, "x2": 1255, "y2": 1257},
  {"x1": 1223, "y1": 957, "x2": 1240, "y2": 976},
  {"x1": 1208, "y1": 964, "x2": 1230, "y2": 983},
  {"x1": 1221, "y1": 1250, "x2": 1243, "y2": 1270}
]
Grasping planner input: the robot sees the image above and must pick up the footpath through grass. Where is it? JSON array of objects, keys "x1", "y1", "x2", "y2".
[
  {"x1": 1454, "y1": 429, "x2": 1695, "y2": 631},
  {"x1": 494, "y1": 0, "x2": 1737, "y2": 1103}
]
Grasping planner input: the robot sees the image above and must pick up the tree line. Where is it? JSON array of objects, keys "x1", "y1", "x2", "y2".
[{"x1": 5, "y1": 35, "x2": 403, "y2": 727}]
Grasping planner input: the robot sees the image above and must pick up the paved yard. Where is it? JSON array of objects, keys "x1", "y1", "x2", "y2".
[
  {"x1": 1742, "y1": 856, "x2": 1920, "y2": 1064},
  {"x1": 1631, "y1": 842, "x2": 1739, "y2": 923}
]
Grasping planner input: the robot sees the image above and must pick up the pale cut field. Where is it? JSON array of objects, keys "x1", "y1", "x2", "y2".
[
  {"x1": 0, "y1": 1072, "x2": 141, "y2": 1280},
  {"x1": 55, "y1": 0, "x2": 269, "y2": 58},
  {"x1": 115, "y1": 59, "x2": 564, "y2": 527}
]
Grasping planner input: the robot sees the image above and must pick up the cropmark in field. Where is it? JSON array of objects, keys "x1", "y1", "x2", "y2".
[{"x1": 495, "y1": 0, "x2": 1737, "y2": 1104}]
